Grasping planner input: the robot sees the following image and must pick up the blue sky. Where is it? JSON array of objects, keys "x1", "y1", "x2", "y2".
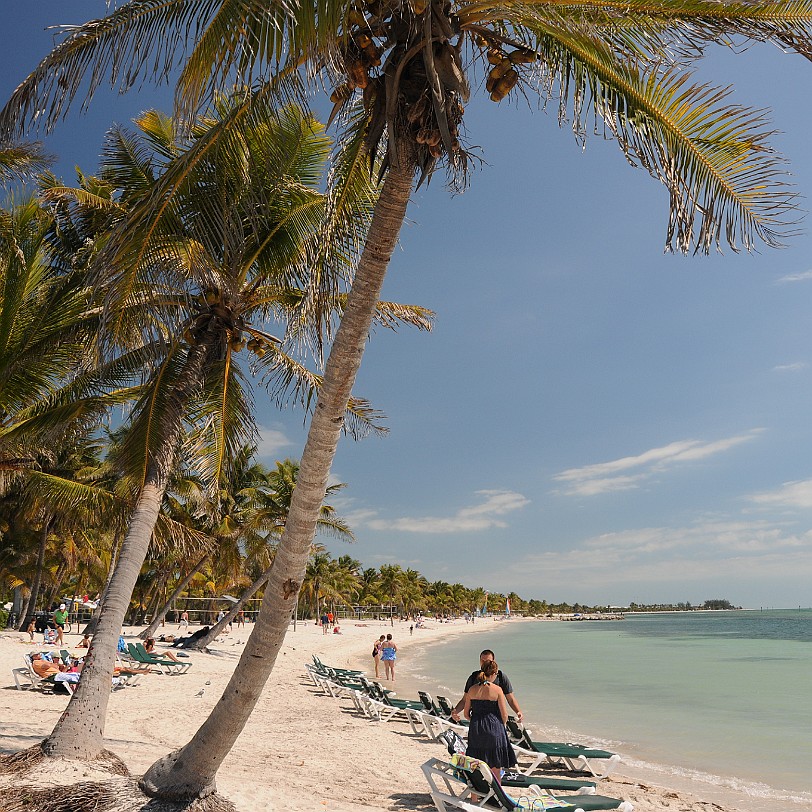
[{"x1": 4, "y1": 4, "x2": 812, "y2": 608}]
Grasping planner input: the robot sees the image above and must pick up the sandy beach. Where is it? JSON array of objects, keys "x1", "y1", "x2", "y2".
[{"x1": 0, "y1": 617, "x2": 743, "y2": 812}]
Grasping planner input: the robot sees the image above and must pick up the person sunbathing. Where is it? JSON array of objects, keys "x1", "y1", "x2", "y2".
[
  {"x1": 145, "y1": 637, "x2": 183, "y2": 662},
  {"x1": 30, "y1": 653, "x2": 66, "y2": 678}
]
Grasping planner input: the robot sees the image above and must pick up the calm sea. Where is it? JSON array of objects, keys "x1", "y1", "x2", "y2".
[{"x1": 399, "y1": 610, "x2": 812, "y2": 812}]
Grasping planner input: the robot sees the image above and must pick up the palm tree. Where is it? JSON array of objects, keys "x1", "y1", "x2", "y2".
[
  {"x1": 302, "y1": 552, "x2": 335, "y2": 621},
  {"x1": 3, "y1": 0, "x2": 812, "y2": 806},
  {"x1": 378, "y1": 563, "x2": 405, "y2": 623},
  {"x1": 31, "y1": 101, "x2": 402, "y2": 762},
  {"x1": 400, "y1": 568, "x2": 429, "y2": 617},
  {"x1": 183, "y1": 456, "x2": 356, "y2": 649}
]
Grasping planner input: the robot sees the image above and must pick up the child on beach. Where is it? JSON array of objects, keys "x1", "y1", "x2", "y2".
[{"x1": 372, "y1": 635, "x2": 385, "y2": 677}]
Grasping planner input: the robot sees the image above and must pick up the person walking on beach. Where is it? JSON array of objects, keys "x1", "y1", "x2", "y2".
[
  {"x1": 380, "y1": 633, "x2": 398, "y2": 681},
  {"x1": 464, "y1": 659, "x2": 516, "y2": 782},
  {"x1": 52, "y1": 603, "x2": 68, "y2": 646},
  {"x1": 178, "y1": 610, "x2": 189, "y2": 631},
  {"x1": 320, "y1": 612, "x2": 329, "y2": 634},
  {"x1": 372, "y1": 634, "x2": 385, "y2": 678},
  {"x1": 451, "y1": 649, "x2": 523, "y2": 723}
]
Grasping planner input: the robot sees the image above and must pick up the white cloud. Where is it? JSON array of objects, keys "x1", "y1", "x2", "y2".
[
  {"x1": 357, "y1": 489, "x2": 530, "y2": 534},
  {"x1": 750, "y1": 479, "x2": 812, "y2": 510},
  {"x1": 777, "y1": 269, "x2": 812, "y2": 283},
  {"x1": 553, "y1": 430, "x2": 763, "y2": 496},
  {"x1": 500, "y1": 520, "x2": 812, "y2": 599},
  {"x1": 255, "y1": 426, "x2": 294, "y2": 459},
  {"x1": 772, "y1": 362, "x2": 807, "y2": 372}
]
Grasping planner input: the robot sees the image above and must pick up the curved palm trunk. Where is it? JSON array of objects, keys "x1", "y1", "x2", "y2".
[
  {"x1": 7, "y1": 585, "x2": 25, "y2": 629},
  {"x1": 43, "y1": 340, "x2": 214, "y2": 760},
  {"x1": 136, "y1": 569, "x2": 170, "y2": 625},
  {"x1": 83, "y1": 531, "x2": 123, "y2": 635},
  {"x1": 19, "y1": 516, "x2": 52, "y2": 631},
  {"x1": 140, "y1": 156, "x2": 416, "y2": 801},
  {"x1": 182, "y1": 563, "x2": 271, "y2": 651},
  {"x1": 139, "y1": 554, "x2": 209, "y2": 640},
  {"x1": 45, "y1": 561, "x2": 69, "y2": 609}
]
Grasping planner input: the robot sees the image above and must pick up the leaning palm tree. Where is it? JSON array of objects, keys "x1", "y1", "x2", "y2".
[
  {"x1": 3, "y1": 1, "x2": 812, "y2": 808},
  {"x1": 23, "y1": 99, "x2": 428, "y2": 766}
]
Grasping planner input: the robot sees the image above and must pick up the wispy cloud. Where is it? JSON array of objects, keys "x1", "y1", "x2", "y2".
[
  {"x1": 750, "y1": 479, "x2": 812, "y2": 510},
  {"x1": 255, "y1": 426, "x2": 295, "y2": 459},
  {"x1": 354, "y1": 489, "x2": 530, "y2": 534},
  {"x1": 772, "y1": 362, "x2": 807, "y2": 372},
  {"x1": 553, "y1": 430, "x2": 763, "y2": 497},
  {"x1": 777, "y1": 269, "x2": 812, "y2": 283},
  {"x1": 500, "y1": 519, "x2": 812, "y2": 600}
]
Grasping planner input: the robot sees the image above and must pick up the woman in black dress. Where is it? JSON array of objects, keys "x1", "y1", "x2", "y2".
[{"x1": 463, "y1": 659, "x2": 516, "y2": 780}]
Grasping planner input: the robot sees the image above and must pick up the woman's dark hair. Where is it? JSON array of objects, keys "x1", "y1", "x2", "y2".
[
  {"x1": 476, "y1": 660, "x2": 499, "y2": 683},
  {"x1": 386, "y1": 633, "x2": 393, "y2": 641}
]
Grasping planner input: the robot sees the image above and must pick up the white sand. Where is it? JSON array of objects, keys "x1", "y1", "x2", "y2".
[{"x1": 0, "y1": 618, "x2": 743, "y2": 812}]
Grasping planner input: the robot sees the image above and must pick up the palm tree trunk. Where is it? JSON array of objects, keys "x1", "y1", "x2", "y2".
[
  {"x1": 140, "y1": 155, "x2": 416, "y2": 801},
  {"x1": 182, "y1": 563, "x2": 271, "y2": 651},
  {"x1": 45, "y1": 561, "x2": 68, "y2": 609},
  {"x1": 7, "y1": 585, "x2": 25, "y2": 629},
  {"x1": 83, "y1": 531, "x2": 122, "y2": 635},
  {"x1": 137, "y1": 570, "x2": 169, "y2": 626},
  {"x1": 139, "y1": 554, "x2": 209, "y2": 640},
  {"x1": 42, "y1": 338, "x2": 215, "y2": 760},
  {"x1": 19, "y1": 515, "x2": 52, "y2": 631}
]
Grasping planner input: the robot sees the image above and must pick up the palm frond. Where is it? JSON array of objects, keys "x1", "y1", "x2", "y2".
[
  {"x1": 253, "y1": 340, "x2": 387, "y2": 439},
  {"x1": 499, "y1": 12, "x2": 797, "y2": 251},
  {"x1": 0, "y1": 141, "x2": 52, "y2": 183}
]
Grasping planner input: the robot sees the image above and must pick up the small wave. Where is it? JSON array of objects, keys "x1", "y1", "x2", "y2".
[{"x1": 622, "y1": 754, "x2": 812, "y2": 806}]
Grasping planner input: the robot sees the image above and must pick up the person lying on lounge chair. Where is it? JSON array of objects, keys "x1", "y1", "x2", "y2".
[
  {"x1": 145, "y1": 637, "x2": 183, "y2": 662},
  {"x1": 31, "y1": 652, "x2": 66, "y2": 678}
]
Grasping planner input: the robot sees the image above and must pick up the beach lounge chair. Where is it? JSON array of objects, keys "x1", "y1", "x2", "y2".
[
  {"x1": 420, "y1": 690, "x2": 448, "y2": 716},
  {"x1": 437, "y1": 729, "x2": 598, "y2": 795},
  {"x1": 506, "y1": 720, "x2": 622, "y2": 779},
  {"x1": 434, "y1": 695, "x2": 471, "y2": 727},
  {"x1": 422, "y1": 756, "x2": 633, "y2": 812},
  {"x1": 18, "y1": 654, "x2": 73, "y2": 694},
  {"x1": 311, "y1": 655, "x2": 363, "y2": 676},
  {"x1": 133, "y1": 642, "x2": 192, "y2": 672},
  {"x1": 127, "y1": 643, "x2": 190, "y2": 675},
  {"x1": 415, "y1": 691, "x2": 463, "y2": 739},
  {"x1": 11, "y1": 664, "x2": 32, "y2": 690}
]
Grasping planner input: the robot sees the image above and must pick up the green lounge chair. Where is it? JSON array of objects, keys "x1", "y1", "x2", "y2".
[
  {"x1": 311, "y1": 655, "x2": 363, "y2": 676},
  {"x1": 438, "y1": 729, "x2": 597, "y2": 795},
  {"x1": 506, "y1": 719, "x2": 621, "y2": 779},
  {"x1": 128, "y1": 643, "x2": 191, "y2": 675},
  {"x1": 422, "y1": 756, "x2": 633, "y2": 812}
]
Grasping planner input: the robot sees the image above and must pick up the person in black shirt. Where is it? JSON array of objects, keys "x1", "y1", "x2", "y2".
[{"x1": 451, "y1": 649, "x2": 523, "y2": 723}]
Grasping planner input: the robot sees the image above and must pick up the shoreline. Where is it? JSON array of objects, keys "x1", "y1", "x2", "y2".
[{"x1": 0, "y1": 617, "x2": 762, "y2": 812}]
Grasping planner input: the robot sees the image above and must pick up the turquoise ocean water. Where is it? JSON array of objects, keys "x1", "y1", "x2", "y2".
[{"x1": 398, "y1": 610, "x2": 812, "y2": 812}]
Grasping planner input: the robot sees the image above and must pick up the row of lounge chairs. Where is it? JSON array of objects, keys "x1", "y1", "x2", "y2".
[{"x1": 306, "y1": 656, "x2": 632, "y2": 812}]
